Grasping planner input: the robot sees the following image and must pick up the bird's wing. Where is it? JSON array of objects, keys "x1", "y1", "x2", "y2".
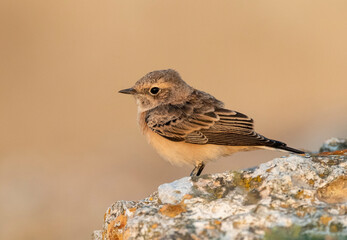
[
  {"x1": 187, "y1": 107, "x2": 275, "y2": 146},
  {"x1": 145, "y1": 88, "x2": 275, "y2": 147},
  {"x1": 199, "y1": 107, "x2": 272, "y2": 146},
  {"x1": 145, "y1": 102, "x2": 218, "y2": 143}
]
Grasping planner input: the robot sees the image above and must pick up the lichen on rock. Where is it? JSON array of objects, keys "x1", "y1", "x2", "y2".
[{"x1": 93, "y1": 138, "x2": 347, "y2": 240}]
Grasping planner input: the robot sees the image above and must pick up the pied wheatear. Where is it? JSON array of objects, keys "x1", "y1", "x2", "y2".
[{"x1": 119, "y1": 69, "x2": 305, "y2": 176}]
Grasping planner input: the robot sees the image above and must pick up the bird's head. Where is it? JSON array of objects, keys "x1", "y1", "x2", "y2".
[{"x1": 119, "y1": 69, "x2": 193, "y2": 112}]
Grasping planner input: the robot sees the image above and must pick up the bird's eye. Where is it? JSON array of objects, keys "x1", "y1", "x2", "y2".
[{"x1": 150, "y1": 87, "x2": 160, "y2": 95}]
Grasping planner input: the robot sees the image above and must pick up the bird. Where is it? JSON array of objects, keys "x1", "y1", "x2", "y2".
[{"x1": 119, "y1": 69, "x2": 305, "y2": 177}]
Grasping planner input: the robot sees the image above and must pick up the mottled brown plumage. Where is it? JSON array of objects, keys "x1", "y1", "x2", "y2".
[{"x1": 119, "y1": 69, "x2": 304, "y2": 176}]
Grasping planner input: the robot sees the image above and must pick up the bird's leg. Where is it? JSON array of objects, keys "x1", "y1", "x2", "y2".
[
  {"x1": 196, "y1": 162, "x2": 205, "y2": 176},
  {"x1": 190, "y1": 162, "x2": 205, "y2": 177}
]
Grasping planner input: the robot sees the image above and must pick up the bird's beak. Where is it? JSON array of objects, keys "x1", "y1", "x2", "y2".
[{"x1": 118, "y1": 87, "x2": 136, "y2": 95}]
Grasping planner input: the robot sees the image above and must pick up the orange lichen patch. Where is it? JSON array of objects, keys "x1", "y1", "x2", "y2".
[
  {"x1": 294, "y1": 190, "x2": 311, "y2": 199},
  {"x1": 107, "y1": 221, "x2": 120, "y2": 240},
  {"x1": 242, "y1": 175, "x2": 263, "y2": 189},
  {"x1": 202, "y1": 220, "x2": 222, "y2": 230},
  {"x1": 319, "y1": 215, "x2": 332, "y2": 226},
  {"x1": 308, "y1": 179, "x2": 315, "y2": 186},
  {"x1": 116, "y1": 214, "x2": 127, "y2": 228},
  {"x1": 183, "y1": 194, "x2": 193, "y2": 200},
  {"x1": 280, "y1": 203, "x2": 289, "y2": 208},
  {"x1": 316, "y1": 176, "x2": 347, "y2": 204},
  {"x1": 214, "y1": 220, "x2": 221, "y2": 225},
  {"x1": 151, "y1": 223, "x2": 158, "y2": 229},
  {"x1": 191, "y1": 234, "x2": 200, "y2": 240},
  {"x1": 128, "y1": 207, "x2": 137, "y2": 213},
  {"x1": 318, "y1": 173, "x2": 326, "y2": 178},
  {"x1": 294, "y1": 190, "x2": 304, "y2": 199},
  {"x1": 107, "y1": 214, "x2": 128, "y2": 240},
  {"x1": 159, "y1": 203, "x2": 186, "y2": 218},
  {"x1": 295, "y1": 205, "x2": 317, "y2": 218},
  {"x1": 149, "y1": 197, "x2": 153, "y2": 201},
  {"x1": 295, "y1": 210, "x2": 307, "y2": 218},
  {"x1": 318, "y1": 149, "x2": 347, "y2": 156},
  {"x1": 204, "y1": 224, "x2": 216, "y2": 230}
]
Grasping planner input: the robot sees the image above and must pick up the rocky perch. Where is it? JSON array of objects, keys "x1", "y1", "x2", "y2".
[{"x1": 93, "y1": 138, "x2": 347, "y2": 240}]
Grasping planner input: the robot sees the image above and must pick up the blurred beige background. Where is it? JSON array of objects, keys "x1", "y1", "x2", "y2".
[{"x1": 0, "y1": 1, "x2": 346, "y2": 239}]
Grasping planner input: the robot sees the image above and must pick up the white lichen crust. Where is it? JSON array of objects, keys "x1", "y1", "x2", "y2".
[{"x1": 93, "y1": 139, "x2": 347, "y2": 240}]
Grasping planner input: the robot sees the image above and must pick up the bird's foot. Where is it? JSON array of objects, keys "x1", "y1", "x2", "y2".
[{"x1": 190, "y1": 162, "x2": 205, "y2": 177}]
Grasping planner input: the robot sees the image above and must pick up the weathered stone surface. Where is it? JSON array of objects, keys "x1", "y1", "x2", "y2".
[
  {"x1": 320, "y1": 137, "x2": 347, "y2": 153},
  {"x1": 93, "y1": 139, "x2": 347, "y2": 240},
  {"x1": 316, "y1": 176, "x2": 347, "y2": 204}
]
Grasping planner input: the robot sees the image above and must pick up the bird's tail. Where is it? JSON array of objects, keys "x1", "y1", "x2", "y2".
[
  {"x1": 264, "y1": 139, "x2": 305, "y2": 154},
  {"x1": 274, "y1": 144, "x2": 305, "y2": 154}
]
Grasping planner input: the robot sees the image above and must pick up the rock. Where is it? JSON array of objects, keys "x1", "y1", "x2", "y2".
[
  {"x1": 158, "y1": 177, "x2": 192, "y2": 204},
  {"x1": 320, "y1": 137, "x2": 347, "y2": 153},
  {"x1": 316, "y1": 176, "x2": 347, "y2": 204},
  {"x1": 93, "y1": 138, "x2": 347, "y2": 240}
]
